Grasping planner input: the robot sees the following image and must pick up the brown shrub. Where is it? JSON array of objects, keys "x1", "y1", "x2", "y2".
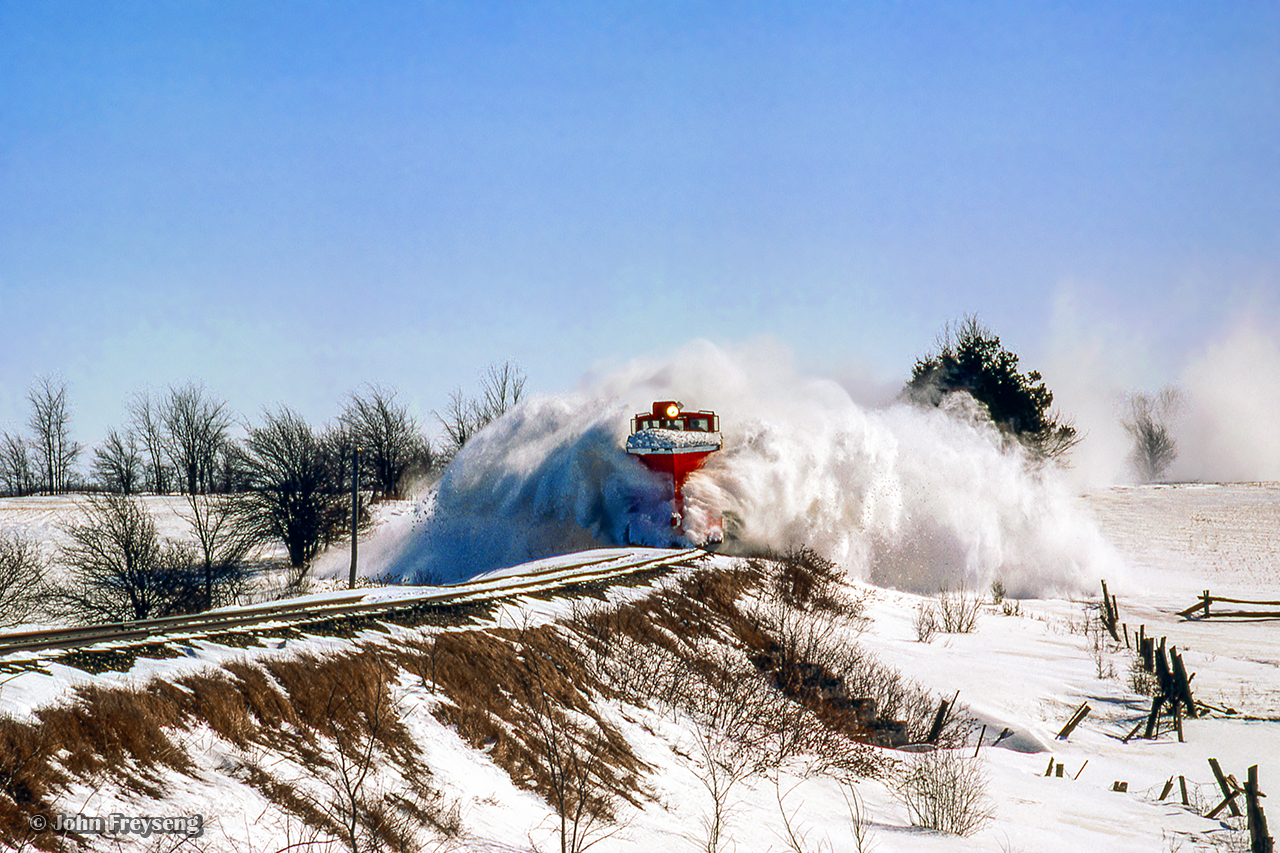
[
  {"x1": 0, "y1": 714, "x2": 64, "y2": 851},
  {"x1": 400, "y1": 625, "x2": 650, "y2": 818},
  {"x1": 35, "y1": 683, "x2": 191, "y2": 795},
  {"x1": 175, "y1": 671, "x2": 257, "y2": 748}
]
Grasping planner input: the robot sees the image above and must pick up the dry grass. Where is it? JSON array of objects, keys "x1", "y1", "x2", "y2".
[
  {"x1": 396, "y1": 624, "x2": 651, "y2": 821},
  {"x1": 0, "y1": 647, "x2": 457, "y2": 852},
  {"x1": 36, "y1": 683, "x2": 193, "y2": 797},
  {"x1": 0, "y1": 714, "x2": 62, "y2": 851}
]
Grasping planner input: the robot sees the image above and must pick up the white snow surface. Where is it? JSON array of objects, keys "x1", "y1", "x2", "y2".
[{"x1": 1, "y1": 482, "x2": 1278, "y2": 852}]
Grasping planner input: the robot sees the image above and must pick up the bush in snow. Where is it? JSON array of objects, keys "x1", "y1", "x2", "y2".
[{"x1": 897, "y1": 748, "x2": 993, "y2": 836}]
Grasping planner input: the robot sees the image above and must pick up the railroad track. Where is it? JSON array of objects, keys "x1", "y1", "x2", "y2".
[{"x1": 0, "y1": 548, "x2": 705, "y2": 657}]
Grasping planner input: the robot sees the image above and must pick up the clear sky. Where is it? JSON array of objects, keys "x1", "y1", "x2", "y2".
[{"x1": 2, "y1": 1, "x2": 1277, "y2": 449}]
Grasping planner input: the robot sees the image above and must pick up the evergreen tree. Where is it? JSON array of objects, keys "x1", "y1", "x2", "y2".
[{"x1": 907, "y1": 316, "x2": 1078, "y2": 462}]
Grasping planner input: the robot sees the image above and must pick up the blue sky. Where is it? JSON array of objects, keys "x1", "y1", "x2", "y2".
[{"x1": 2, "y1": 1, "x2": 1277, "y2": 449}]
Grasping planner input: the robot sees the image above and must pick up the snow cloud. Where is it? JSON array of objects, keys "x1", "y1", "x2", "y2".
[
  {"x1": 389, "y1": 340, "x2": 1120, "y2": 596},
  {"x1": 1176, "y1": 317, "x2": 1280, "y2": 482}
]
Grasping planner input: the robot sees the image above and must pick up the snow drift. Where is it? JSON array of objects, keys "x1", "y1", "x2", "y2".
[{"x1": 389, "y1": 340, "x2": 1122, "y2": 595}]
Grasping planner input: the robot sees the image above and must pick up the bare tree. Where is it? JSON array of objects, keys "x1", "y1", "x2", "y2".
[
  {"x1": 27, "y1": 376, "x2": 81, "y2": 495},
  {"x1": 0, "y1": 431, "x2": 36, "y2": 497},
  {"x1": 163, "y1": 382, "x2": 233, "y2": 495},
  {"x1": 1121, "y1": 388, "x2": 1180, "y2": 483},
  {"x1": 436, "y1": 361, "x2": 526, "y2": 462},
  {"x1": 682, "y1": 653, "x2": 781, "y2": 853},
  {"x1": 340, "y1": 385, "x2": 432, "y2": 500},
  {"x1": 436, "y1": 389, "x2": 484, "y2": 461},
  {"x1": 128, "y1": 389, "x2": 173, "y2": 494},
  {"x1": 237, "y1": 408, "x2": 341, "y2": 571},
  {"x1": 50, "y1": 494, "x2": 198, "y2": 623},
  {"x1": 0, "y1": 533, "x2": 45, "y2": 628},
  {"x1": 515, "y1": 641, "x2": 619, "y2": 853},
  {"x1": 91, "y1": 429, "x2": 144, "y2": 495},
  {"x1": 480, "y1": 361, "x2": 527, "y2": 423},
  {"x1": 182, "y1": 493, "x2": 254, "y2": 609}
]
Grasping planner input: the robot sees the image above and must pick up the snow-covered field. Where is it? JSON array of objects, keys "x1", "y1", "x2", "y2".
[{"x1": 1, "y1": 483, "x2": 1277, "y2": 852}]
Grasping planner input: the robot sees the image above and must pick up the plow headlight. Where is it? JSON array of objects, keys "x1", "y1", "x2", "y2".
[{"x1": 665, "y1": 403, "x2": 680, "y2": 418}]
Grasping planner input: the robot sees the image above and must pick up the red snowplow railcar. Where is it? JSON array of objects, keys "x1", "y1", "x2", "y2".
[{"x1": 625, "y1": 400, "x2": 721, "y2": 535}]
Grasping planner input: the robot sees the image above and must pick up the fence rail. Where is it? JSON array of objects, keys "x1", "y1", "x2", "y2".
[{"x1": 1179, "y1": 591, "x2": 1280, "y2": 620}]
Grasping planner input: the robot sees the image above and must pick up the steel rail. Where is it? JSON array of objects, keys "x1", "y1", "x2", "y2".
[{"x1": 0, "y1": 549, "x2": 702, "y2": 657}]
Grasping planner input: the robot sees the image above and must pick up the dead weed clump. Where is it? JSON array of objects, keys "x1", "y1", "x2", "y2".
[
  {"x1": 0, "y1": 682, "x2": 195, "y2": 849},
  {"x1": 565, "y1": 562, "x2": 888, "y2": 776},
  {"x1": 0, "y1": 714, "x2": 62, "y2": 851},
  {"x1": 400, "y1": 624, "x2": 649, "y2": 823},
  {"x1": 766, "y1": 546, "x2": 869, "y2": 619},
  {"x1": 35, "y1": 683, "x2": 193, "y2": 797}
]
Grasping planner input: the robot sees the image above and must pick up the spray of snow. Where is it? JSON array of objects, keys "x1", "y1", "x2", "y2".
[
  {"x1": 389, "y1": 340, "x2": 1122, "y2": 595},
  {"x1": 1175, "y1": 317, "x2": 1280, "y2": 482},
  {"x1": 1044, "y1": 288, "x2": 1280, "y2": 486}
]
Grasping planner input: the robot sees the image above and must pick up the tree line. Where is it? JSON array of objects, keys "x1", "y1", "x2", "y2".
[
  {"x1": 1, "y1": 380, "x2": 432, "y2": 501},
  {"x1": 1, "y1": 363, "x2": 527, "y2": 501}
]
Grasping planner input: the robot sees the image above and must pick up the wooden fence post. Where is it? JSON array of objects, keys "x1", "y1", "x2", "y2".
[
  {"x1": 1208, "y1": 758, "x2": 1243, "y2": 818},
  {"x1": 926, "y1": 691, "x2": 958, "y2": 744},
  {"x1": 1057, "y1": 703, "x2": 1091, "y2": 740},
  {"x1": 1171, "y1": 648, "x2": 1198, "y2": 718},
  {"x1": 1101, "y1": 580, "x2": 1120, "y2": 641},
  {"x1": 1156, "y1": 639, "x2": 1174, "y2": 699},
  {"x1": 1144, "y1": 695, "x2": 1165, "y2": 739},
  {"x1": 1247, "y1": 764, "x2": 1274, "y2": 853}
]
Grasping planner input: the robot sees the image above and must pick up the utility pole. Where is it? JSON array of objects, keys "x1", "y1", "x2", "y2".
[{"x1": 348, "y1": 447, "x2": 360, "y2": 589}]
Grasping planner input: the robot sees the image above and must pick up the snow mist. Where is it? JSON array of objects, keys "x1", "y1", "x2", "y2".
[{"x1": 390, "y1": 340, "x2": 1121, "y2": 596}]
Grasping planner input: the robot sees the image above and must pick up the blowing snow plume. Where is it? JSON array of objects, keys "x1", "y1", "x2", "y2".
[{"x1": 390, "y1": 341, "x2": 1121, "y2": 595}]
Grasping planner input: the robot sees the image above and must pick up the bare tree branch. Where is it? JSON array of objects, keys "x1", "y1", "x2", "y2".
[
  {"x1": 0, "y1": 533, "x2": 45, "y2": 628},
  {"x1": 0, "y1": 431, "x2": 36, "y2": 497},
  {"x1": 27, "y1": 376, "x2": 81, "y2": 495},
  {"x1": 50, "y1": 494, "x2": 202, "y2": 623},
  {"x1": 92, "y1": 429, "x2": 143, "y2": 495},
  {"x1": 128, "y1": 389, "x2": 173, "y2": 494},
  {"x1": 435, "y1": 361, "x2": 527, "y2": 463},
  {"x1": 340, "y1": 385, "x2": 433, "y2": 500},
  {"x1": 237, "y1": 408, "x2": 342, "y2": 571}
]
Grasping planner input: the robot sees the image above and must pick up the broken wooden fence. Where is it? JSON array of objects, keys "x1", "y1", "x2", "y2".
[
  {"x1": 1179, "y1": 591, "x2": 1280, "y2": 620},
  {"x1": 1157, "y1": 760, "x2": 1273, "y2": 852},
  {"x1": 1123, "y1": 626, "x2": 1200, "y2": 742}
]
